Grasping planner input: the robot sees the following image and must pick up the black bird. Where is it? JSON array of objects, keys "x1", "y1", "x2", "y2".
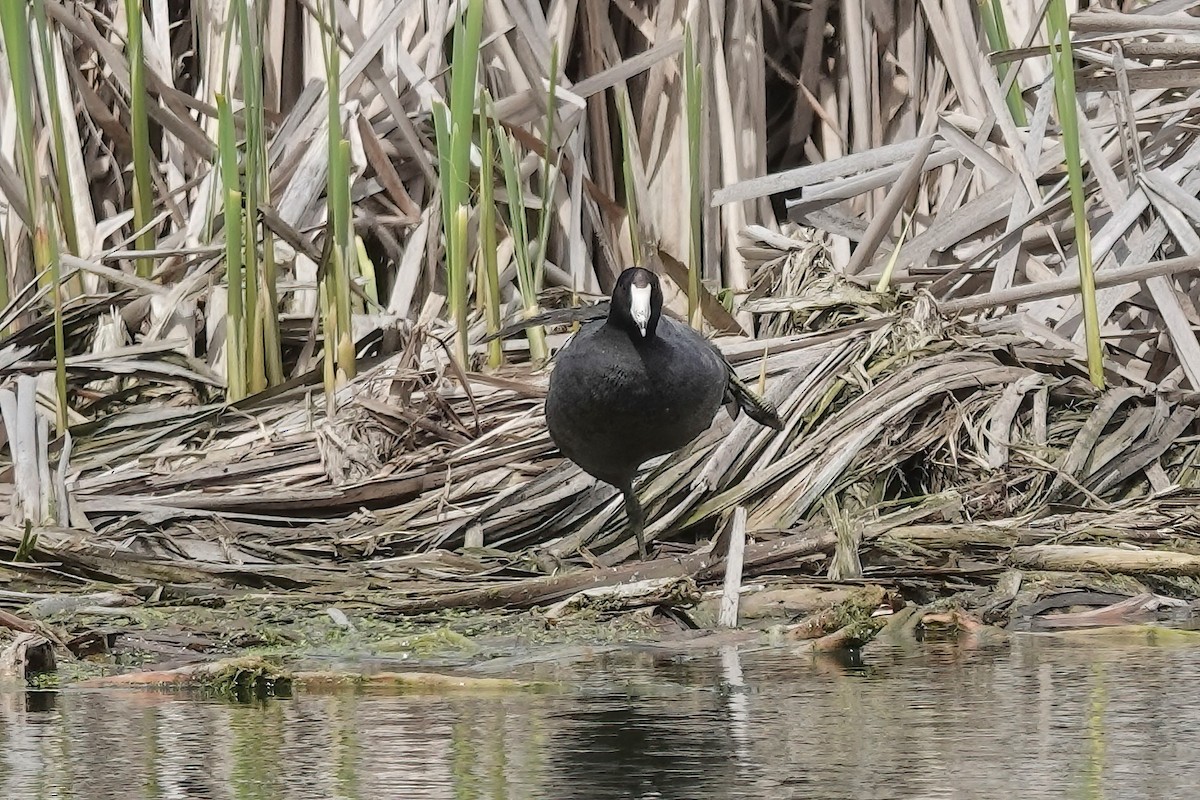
[{"x1": 533, "y1": 267, "x2": 783, "y2": 559}]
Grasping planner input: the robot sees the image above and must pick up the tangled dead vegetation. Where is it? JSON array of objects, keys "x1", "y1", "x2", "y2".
[{"x1": 1, "y1": 232, "x2": 1199, "y2": 641}]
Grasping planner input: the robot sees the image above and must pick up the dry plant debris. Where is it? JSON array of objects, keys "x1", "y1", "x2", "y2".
[{"x1": 0, "y1": 1, "x2": 1198, "y2": 680}]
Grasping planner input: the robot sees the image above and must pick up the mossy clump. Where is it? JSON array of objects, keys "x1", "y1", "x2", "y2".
[
  {"x1": 375, "y1": 627, "x2": 478, "y2": 657},
  {"x1": 839, "y1": 616, "x2": 888, "y2": 648},
  {"x1": 204, "y1": 656, "x2": 293, "y2": 701},
  {"x1": 789, "y1": 585, "x2": 889, "y2": 640}
]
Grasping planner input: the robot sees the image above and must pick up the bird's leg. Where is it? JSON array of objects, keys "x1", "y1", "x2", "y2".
[{"x1": 620, "y1": 483, "x2": 648, "y2": 560}]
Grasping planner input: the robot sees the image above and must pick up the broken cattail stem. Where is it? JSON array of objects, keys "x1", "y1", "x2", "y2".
[
  {"x1": 938, "y1": 254, "x2": 1200, "y2": 316},
  {"x1": 718, "y1": 507, "x2": 748, "y2": 628}
]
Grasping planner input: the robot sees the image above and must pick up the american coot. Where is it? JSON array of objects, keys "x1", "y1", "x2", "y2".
[{"x1": 544, "y1": 267, "x2": 783, "y2": 558}]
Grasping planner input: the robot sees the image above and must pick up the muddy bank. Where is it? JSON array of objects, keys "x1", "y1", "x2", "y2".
[{"x1": 0, "y1": 565, "x2": 1194, "y2": 697}]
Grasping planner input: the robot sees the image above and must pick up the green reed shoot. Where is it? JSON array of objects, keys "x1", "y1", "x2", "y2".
[
  {"x1": 30, "y1": 3, "x2": 80, "y2": 260},
  {"x1": 875, "y1": 213, "x2": 914, "y2": 294},
  {"x1": 477, "y1": 100, "x2": 503, "y2": 367},
  {"x1": 980, "y1": 0, "x2": 1027, "y2": 126},
  {"x1": 532, "y1": 42, "x2": 560, "y2": 290},
  {"x1": 2, "y1": 1, "x2": 65, "y2": 417},
  {"x1": 123, "y1": 0, "x2": 155, "y2": 278},
  {"x1": 1, "y1": 0, "x2": 36, "y2": 319},
  {"x1": 319, "y1": 275, "x2": 335, "y2": 402},
  {"x1": 491, "y1": 111, "x2": 549, "y2": 364},
  {"x1": 233, "y1": 0, "x2": 282, "y2": 391},
  {"x1": 684, "y1": 24, "x2": 703, "y2": 330},
  {"x1": 1, "y1": 1, "x2": 39, "y2": 234},
  {"x1": 616, "y1": 90, "x2": 642, "y2": 267},
  {"x1": 321, "y1": 0, "x2": 356, "y2": 394},
  {"x1": 217, "y1": 93, "x2": 247, "y2": 400},
  {"x1": 433, "y1": 0, "x2": 484, "y2": 366},
  {"x1": 328, "y1": 135, "x2": 356, "y2": 385},
  {"x1": 1048, "y1": 0, "x2": 1103, "y2": 388},
  {"x1": 356, "y1": 237, "x2": 378, "y2": 310},
  {"x1": 433, "y1": 106, "x2": 469, "y2": 364},
  {"x1": 36, "y1": 206, "x2": 67, "y2": 433}
]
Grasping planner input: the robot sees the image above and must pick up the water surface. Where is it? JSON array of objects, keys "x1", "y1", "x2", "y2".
[{"x1": 4, "y1": 635, "x2": 1198, "y2": 799}]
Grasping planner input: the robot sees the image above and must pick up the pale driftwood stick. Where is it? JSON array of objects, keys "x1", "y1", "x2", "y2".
[
  {"x1": 36, "y1": 414, "x2": 51, "y2": 524},
  {"x1": 880, "y1": 523, "x2": 1032, "y2": 550},
  {"x1": 1009, "y1": 544, "x2": 1200, "y2": 576},
  {"x1": 0, "y1": 388, "x2": 21, "y2": 522},
  {"x1": 492, "y1": 37, "x2": 684, "y2": 126},
  {"x1": 386, "y1": 527, "x2": 837, "y2": 614},
  {"x1": 845, "y1": 135, "x2": 937, "y2": 276},
  {"x1": 787, "y1": 149, "x2": 962, "y2": 211},
  {"x1": 1072, "y1": 10, "x2": 1200, "y2": 34},
  {"x1": 3, "y1": 377, "x2": 42, "y2": 525},
  {"x1": 938, "y1": 254, "x2": 1200, "y2": 315},
  {"x1": 54, "y1": 431, "x2": 73, "y2": 529},
  {"x1": 718, "y1": 507, "x2": 747, "y2": 628},
  {"x1": 987, "y1": 374, "x2": 1044, "y2": 469},
  {"x1": 1089, "y1": 406, "x2": 1197, "y2": 495},
  {"x1": 463, "y1": 523, "x2": 484, "y2": 550},
  {"x1": 1036, "y1": 593, "x2": 1185, "y2": 628},
  {"x1": 713, "y1": 138, "x2": 951, "y2": 207}
]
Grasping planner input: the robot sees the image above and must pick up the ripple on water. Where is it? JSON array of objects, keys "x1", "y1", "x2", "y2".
[{"x1": 1, "y1": 637, "x2": 1198, "y2": 799}]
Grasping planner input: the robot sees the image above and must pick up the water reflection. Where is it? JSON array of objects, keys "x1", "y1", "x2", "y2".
[{"x1": 2, "y1": 637, "x2": 1200, "y2": 799}]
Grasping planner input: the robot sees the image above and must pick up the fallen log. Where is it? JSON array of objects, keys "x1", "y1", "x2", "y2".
[
  {"x1": 383, "y1": 528, "x2": 837, "y2": 615},
  {"x1": 879, "y1": 523, "x2": 1034, "y2": 550},
  {"x1": 292, "y1": 671, "x2": 545, "y2": 692},
  {"x1": 1009, "y1": 544, "x2": 1200, "y2": 576},
  {"x1": 76, "y1": 656, "x2": 288, "y2": 695}
]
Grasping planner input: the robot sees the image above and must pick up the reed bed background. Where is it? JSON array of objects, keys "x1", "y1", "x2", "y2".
[{"x1": 2, "y1": 0, "x2": 1200, "y2": 604}]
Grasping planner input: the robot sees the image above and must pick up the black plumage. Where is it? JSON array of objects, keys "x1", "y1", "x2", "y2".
[{"x1": 536, "y1": 268, "x2": 782, "y2": 558}]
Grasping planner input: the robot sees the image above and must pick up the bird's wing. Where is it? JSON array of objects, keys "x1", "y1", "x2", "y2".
[{"x1": 478, "y1": 302, "x2": 610, "y2": 344}]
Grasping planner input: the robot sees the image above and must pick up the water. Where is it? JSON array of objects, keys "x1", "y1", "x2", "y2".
[{"x1": 4, "y1": 636, "x2": 1200, "y2": 799}]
